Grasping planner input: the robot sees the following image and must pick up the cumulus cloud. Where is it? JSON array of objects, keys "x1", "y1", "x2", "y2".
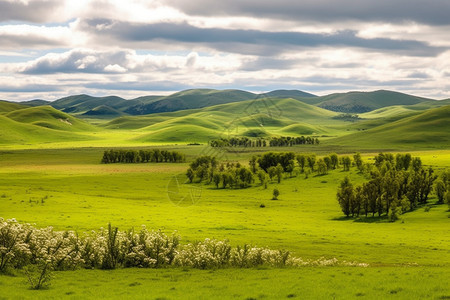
[
  {"x1": 16, "y1": 48, "x2": 243, "y2": 74},
  {"x1": 0, "y1": 0, "x2": 65, "y2": 23}
]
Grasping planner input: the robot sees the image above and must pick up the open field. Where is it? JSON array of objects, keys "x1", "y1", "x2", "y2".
[
  {"x1": 0, "y1": 146, "x2": 449, "y2": 299},
  {"x1": 2, "y1": 267, "x2": 449, "y2": 299},
  {"x1": 1, "y1": 94, "x2": 449, "y2": 298}
]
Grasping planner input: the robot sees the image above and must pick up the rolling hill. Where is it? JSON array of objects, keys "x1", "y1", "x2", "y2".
[
  {"x1": 51, "y1": 95, "x2": 141, "y2": 114},
  {"x1": 124, "y1": 89, "x2": 257, "y2": 115},
  {"x1": 104, "y1": 97, "x2": 342, "y2": 143},
  {"x1": 0, "y1": 100, "x2": 29, "y2": 113},
  {"x1": 262, "y1": 89, "x2": 317, "y2": 99},
  {"x1": 0, "y1": 114, "x2": 96, "y2": 145},
  {"x1": 314, "y1": 90, "x2": 433, "y2": 113},
  {"x1": 330, "y1": 105, "x2": 450, "y2": 148},
  {"x1": 5, "y1": 106, "x2": 97, "y2": 132}
]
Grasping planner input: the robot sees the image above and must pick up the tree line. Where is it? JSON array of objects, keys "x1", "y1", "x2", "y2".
[
  {"x1": 209, "y1": 136, "x2": 319, "y2": 148},
  {"x1": 101, "y1": 149, "x2": 185, "y2": 164},
  {"x1": 337, "y1": 153, "x2": 449, "y2": 221}
]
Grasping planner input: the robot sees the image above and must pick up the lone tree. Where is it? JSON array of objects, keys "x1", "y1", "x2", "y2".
[{"x1": 272, "y1": 188, "x2": 280, "y2": 200}]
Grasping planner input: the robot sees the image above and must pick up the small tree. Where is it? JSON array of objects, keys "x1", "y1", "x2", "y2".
[
  {"x1": 307, "y1": 155, "x2": 316, "y2": 172},
  {"x1": 213, "y1": 173, "x2": 221, "y2": 188},
  {"x1": 353, "y1": 153, "x2": 363, "y2": 173},
  {"x1": 275, "y1": 164, "x2": 283, "y2": 183},
  {"x1": 388, "y1": 201, "x2": 400, "y2": 222},
  {"x1": 267, "y1": 166, "x2": 277, "y2": 181},
  {"x1": 296, "y1": 154, "x2": 306, "y2": 173},
  {"x1": 337, "y1": 176, "x2": 354, "y2": 217},
  {"x1": 435, "y1": 180, "x2": 446, "y2": 204},
  {"x1": 316, "y1": 159, "x2": 328, "y2": 175},
  {"x1": 186, "y1": 168, "x2": 195, "y2": 183},
  {"x1": 272, "y1": 188, "x2": 280, "y2": 200}
]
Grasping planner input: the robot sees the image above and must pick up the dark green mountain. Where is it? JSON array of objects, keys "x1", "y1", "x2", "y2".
[{"x1": 315, "y1": 90, "x2": 433, "y2": 113}]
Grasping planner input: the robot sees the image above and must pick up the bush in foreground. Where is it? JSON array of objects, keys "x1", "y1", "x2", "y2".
[{"x1": 0, "y1": 218, "x2": 368, "y2": 277}]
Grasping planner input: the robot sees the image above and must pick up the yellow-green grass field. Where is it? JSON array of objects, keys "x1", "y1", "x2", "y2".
[{"x1": 0, "y1": 147, "x2": 449, "y2": 299}]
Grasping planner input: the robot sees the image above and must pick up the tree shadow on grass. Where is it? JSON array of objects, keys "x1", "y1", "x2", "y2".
[{"x1": 332, "y1": 215, "x2": 389, "y2": 223}]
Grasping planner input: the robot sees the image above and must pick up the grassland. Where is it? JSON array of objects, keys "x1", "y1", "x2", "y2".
[
  {"x1": 0, "y1": 95, "x2": 449, "y2": 299},
  {"x1": 0, "y1": 147, "x2": 449, "y2": 299}
]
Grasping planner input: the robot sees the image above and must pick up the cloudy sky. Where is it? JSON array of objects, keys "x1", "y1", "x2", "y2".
[{"x1": 1, "y1": 0, "x2": 449, "y2": 101}]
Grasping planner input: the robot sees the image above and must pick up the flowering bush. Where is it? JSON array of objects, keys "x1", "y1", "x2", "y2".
[{"x1": 0, "y1": 218, "x2": 368, "y2": 274}]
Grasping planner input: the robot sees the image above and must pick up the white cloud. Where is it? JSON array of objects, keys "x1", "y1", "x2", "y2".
[{"x1": 0, "y1": 0, "x2": 449, "y2": 100}]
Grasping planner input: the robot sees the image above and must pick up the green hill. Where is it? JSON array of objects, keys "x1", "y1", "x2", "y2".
[
  {"x1": 82, "y1": 105, "x2": 125, "y2": 117},
  {"x1": 315, "y1": 90, "x2": 433, "y2": 113},
  {"x1": 19, "y1": 99, "x2": 51, "y2": 106},
  {"x1": 125, "y1": 89, "x2": 257, "y2": 115},
  {"x1": 117, "y1": 97, "x2": 343, "y2": 143},
  {"x1": 330, "y1": 105, "x2": 450, "y2": 148},
  {"x1": 51, "y1": 95, "x2": 140, "y2": 114},
  {"x1": 0, "y1": 100, "x2": 29, "y2": 113},
  {"x1": 262, "y1": 90, "x2": 317, "y2": 99},
  {"x1": 6, "y1": 106, "x2": 97, "y2": 132},
  {"x1": 0, "y1": 114, "x2": 95, "y2": 145}
]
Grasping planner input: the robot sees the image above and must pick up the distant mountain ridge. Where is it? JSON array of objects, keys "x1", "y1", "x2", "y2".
[{"x1": 8, "y1": 88, "x2": 444, "y2": 116}]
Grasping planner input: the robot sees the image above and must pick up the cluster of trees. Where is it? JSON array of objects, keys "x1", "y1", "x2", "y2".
[
  {"x1": 186, "y1": 151, "x2": 358, "y2": 189},
  {"x1": 101, "y1": 149, "x2": 185, "y2": 164},
  {"x1": 186, "y1": 156, "x2": 254, "y2": 188},
  {"x1": 337, "y1": 153, "x2": 447, "y2": 221},
  {"x1": 209, "y1": 136, "x2": 319, "y2": 148}
]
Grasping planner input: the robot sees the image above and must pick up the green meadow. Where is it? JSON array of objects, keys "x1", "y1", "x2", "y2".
[
  {"x1": 0, "y1": 93, "x2": 449, "y2": 299},
  {"x1": 0, "y1": 147, "x2": 449, "y2": 299}
]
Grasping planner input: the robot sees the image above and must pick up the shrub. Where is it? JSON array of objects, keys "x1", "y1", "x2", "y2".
[{"x1": 272, "y1": 188, "x2": 280, "y2": 200}]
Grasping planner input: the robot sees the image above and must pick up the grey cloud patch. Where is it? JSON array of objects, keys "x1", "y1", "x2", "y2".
[
  {"x1": 0, "y1": 84, "x2": 61, "y2": 93},
  {"x1": 0, "y1": 0, "x2": 63, "y2": 23},
  {"x1": 21, "y1": 49, "x2": 132, "y2": 74},
  {"x1": 407, "y1": 72, "x2": 430, "y2": 79},
  {"x1": 167, "y1": 0, "x2": 450, "y2": 26},
  {"x1": 241, "y1": 57, "x2": 305, "y2": 71},
  {"x1": 81, "y1": 19, "x2": 446, "y2": 57},
  {"x1": 0, "y1": 33, "x2": 64, "y2": 49}
]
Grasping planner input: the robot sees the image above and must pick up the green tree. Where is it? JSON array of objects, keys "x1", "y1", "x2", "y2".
[
  {"x1": 337, "y1": 177, "x2": 354, "y2": 217},
  {"x1": 272, "y1": 188, "x2": 280, "y2": 200},
  {"x1": 435, "y1": 180, "x2": 446, "y2": 204},
  {"x1": 296, "y1": 154, "x2": 306, "y2": 173},
  {"x1": 186, "y1": 168, "x2": 195, "y2": 183},
  {"x1": 275, "y1": 164, "x2": 284, "y2": 183},
  {"x1": 307, "y1": 155, "x2": 316, "y2": 172},
  {"x1": 329, "y1": 153, "x2": 339, "y2": 169},
  {"x1": 316, "y1": 159, "x2": 328, "y2": 175},
  {"x1": 267, "y1": 166, "x2": 277, "y2": 181},
  {"x1": 353, "y1": 153, "x2": 363, "y2": 173},
  {"x1": 342, "y1": 156, "x2": 351, "y2": 171},
  {"x1": 249, "y1": 156, "x2": 258, "y2": 173},
  {"x1": 213, "y1": 173, "x2": 221, "y2": 188}
]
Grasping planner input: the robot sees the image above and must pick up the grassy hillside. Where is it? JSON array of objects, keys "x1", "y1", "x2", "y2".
[
  {"x1": 125, "y1": 89, "x2": 257, "y2": 115},
  {"x1": 262, "y1": 89, "x2": 317, "y2": 99},
  {"x1": 6, "y1": 106, "x2": 97, "y2": 132},
  {"x1": 0, "y1": 114, "x2": 96, "y2": 145},
  {"x1": 331, "y1": 105, "x2": 450, "y2": 148},
  {"x1": 19, "y1": 99, "x2": 51, "y2": 106},
  {"x1": 0, "y1": 100, "x2": 29, "y2": 113},
  {"x1": 315, "y1": 90, "x2": 433, "y2": 113},
  {"x1": 103, "y1": 97, "x2": 343, "y2": 143},
  {"x1": 82, "y1": 105, "x2": 125, "y2": 117},
  {"x1": 51, "y1": 94, "x2": 140, "y2": 114}
]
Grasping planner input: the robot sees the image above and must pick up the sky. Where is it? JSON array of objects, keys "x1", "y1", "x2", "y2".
[{"x1": 1, "y1": 0, "x2": 449, "y2": 101}]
